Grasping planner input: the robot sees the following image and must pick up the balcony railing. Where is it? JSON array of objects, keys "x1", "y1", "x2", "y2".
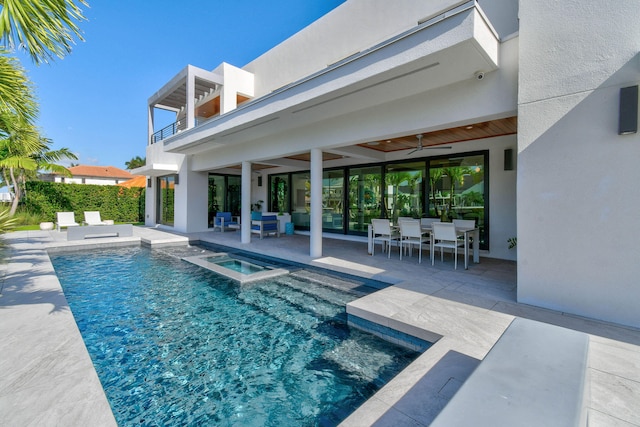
[{"x1": 151, "y1": 120, "x2": 187, "y2": 144}]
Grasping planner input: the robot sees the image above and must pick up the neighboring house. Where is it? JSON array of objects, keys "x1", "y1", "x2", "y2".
[
  {"x1": 117, "y1": 175, "x2": 147, "y2": 188},
  {"x1": 134, "y1": 0, "x2": 640, "y2": 329},
  {"x1": 43, "y1": 165, "x2": 134, "y2": 186}
]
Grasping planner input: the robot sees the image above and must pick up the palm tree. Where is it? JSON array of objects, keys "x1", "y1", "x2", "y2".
[
  {"x1": 0, "y1": 51, "x2": 36, "y2": 121},
  {"x1": 0, "y1": 111, "x2": 77, "y2": 215},
  {"x1": 0, "y1": 0, "x2": 88, "y2": 65},
  {"x1": 125, "y1": 155, "x2": 146, "y2": 170}
]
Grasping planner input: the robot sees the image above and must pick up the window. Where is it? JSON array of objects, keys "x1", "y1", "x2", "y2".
[
  {"x1": 428, "y1": 152, "x2": 488, "y2": 248},
  {"x1": 157, "y1": 175, "x2": 176, "y2": 226},
  {"x1": 269, "y1": 174, "x2": 290, "y2": 214},
  {"x1": 208, "y1": 174, "x2": 241, "y2": 228},
  {"x1": 291, "y1": 172, "x2": 310, "y2": 229},
  {"x1": 385, "y1": 162, "x2": 425, "y2": 223},
  {"x1": 322, "y1": 169, "x2": 345, "y2": 232},
  {"x1": 347, "y1": 166, "x2": 382, "y2": 234}
]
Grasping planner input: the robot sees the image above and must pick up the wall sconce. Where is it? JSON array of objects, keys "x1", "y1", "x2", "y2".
[
  {"x1": 257, "y1": 175, "x2": 263, "y2": 187},
  {"x1": 504, "y1": 149, "x2": 514, "y2": 171},
  {"x1": 619, "y1": 85, "x2": 638, "y2": 135},
  {"x1": 147, "y1": 178, "x2": 152, "y2": 188},
  {"x1": 174, "y1": 174, "x2": 179, "y2": 185}
]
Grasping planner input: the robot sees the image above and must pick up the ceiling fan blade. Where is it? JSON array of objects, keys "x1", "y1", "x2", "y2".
[
  {"x1": 407, "y1": 148, "x2": 419, "y2": 155},
  {"x1": 424, "y1": 146, "x2": 452, "y2": 149}
]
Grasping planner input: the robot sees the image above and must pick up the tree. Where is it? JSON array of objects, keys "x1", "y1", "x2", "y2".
[
  {"x1": 0, "y1": 111, "x2": 77, "y2": 215},
  {"x1": 0, "y1": 0, "x2": 88, "y2": 65},
  {"x1": 125, "y1": 155, "x2": 145, "y2": 170},
  {"x1": 0, "y1": 51, "x2": 36, "y2": 121}
]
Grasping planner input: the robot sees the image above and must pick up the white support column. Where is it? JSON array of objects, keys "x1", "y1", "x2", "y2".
[
  {"x1": 241, "y1": 161, "x2": 252, "y2": 244},
  {"x1": 148, "y1": 104, "x2": 154, "y2": 144},
  {"x1": 186, "y1": 67, "x2": 195, "y2": 130},
  {"x1": 310, "y1": 148, "x2": 323, "y2": 257}
]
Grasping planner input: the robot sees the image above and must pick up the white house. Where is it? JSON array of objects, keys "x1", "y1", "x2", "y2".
[
  {"x1": 43, "y1": 165, "x2": 134, "y2": 186},
  {"x1": 134, "y1": 0, "x2": 640, "y2": 329}
]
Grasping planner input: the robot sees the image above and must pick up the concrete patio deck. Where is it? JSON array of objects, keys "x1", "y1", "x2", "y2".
[{"x1": 1, "y1": 226, "x2": 638, "y2": 426}]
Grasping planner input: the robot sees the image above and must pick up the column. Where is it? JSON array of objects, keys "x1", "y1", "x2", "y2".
[
  {"x1": 148, "y1": 104, "x2": 154, "y2": 144},
  {"x1": 310, "y1": 148, "x2": 323, "y2": 257},
  {"x1": 186, "y1": 66, "x2": 195, "y2": 130},
  {"x1": 241, "y1": 161, "x2": 252, "y2": 244}
]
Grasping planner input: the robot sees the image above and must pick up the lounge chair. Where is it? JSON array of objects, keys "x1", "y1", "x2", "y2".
[
  {"x1": 56, "y1": 212, "x2": 80, "y2": 232},
  {"x1": 213, "y1": 212, "x2": 239, "y2": 232},
  {"x1": 83, "y1": 211, "x2": 109, "y2": 226},
  {"x1": 251, "y1": 214, "x2": 280, "y2": 239}
]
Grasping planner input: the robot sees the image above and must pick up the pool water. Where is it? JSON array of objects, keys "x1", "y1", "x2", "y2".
[{"x1": 51, "y1": 247, "x2": 420, "y2": 426}]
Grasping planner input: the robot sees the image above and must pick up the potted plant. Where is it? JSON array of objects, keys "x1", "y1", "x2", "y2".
[{"x1": 252, "y1": 200, "x2": 263, "y2": 211}]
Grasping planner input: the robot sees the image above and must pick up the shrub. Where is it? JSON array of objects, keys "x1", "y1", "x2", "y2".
[{"x1": 23, "y1": 181, "x2": 145, "y2": 223}]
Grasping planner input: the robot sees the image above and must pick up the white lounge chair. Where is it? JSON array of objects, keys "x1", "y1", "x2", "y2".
[
  {"x1": 83, "y1": 211, "x2": 109, "y2": 226},
  {"x1": 56, "y1": 212, "x2": 79, "y2": 232}
]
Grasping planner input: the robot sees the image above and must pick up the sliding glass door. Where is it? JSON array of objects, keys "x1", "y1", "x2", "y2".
[
  {"x1": 428, "y1": 152, "x2": 488, "y2": 248},
  {"x1": 322, "y1": 170, "x2": 345, "y2": 232},
  {"x1": 208, "y1": 174, "x2": 241, "y2": 228},
  {"x1": 157, "y1": 175, "x2": 176, "y2": 226},
  {"x1": 347, "y1": 166, "x2": 382, "y2": 234},
  {"x1": 385, "y1": 162, "x2": 424, "y2": 223}
]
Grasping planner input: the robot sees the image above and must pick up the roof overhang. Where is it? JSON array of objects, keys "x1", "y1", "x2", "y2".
[
  {"x1": 164, "y1": 1, "x2": 499, "y2": 158},
  {"x1": 148, "y1": 65, "x2": 223, "y2": 112},
  {"x1": 131, "y1": 163, "x2": 179, "y2": 177}
]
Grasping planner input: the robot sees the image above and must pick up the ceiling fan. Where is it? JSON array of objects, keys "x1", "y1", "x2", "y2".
[{"x1": 407, "y1": 134, "x2": 452, "y2": 155}]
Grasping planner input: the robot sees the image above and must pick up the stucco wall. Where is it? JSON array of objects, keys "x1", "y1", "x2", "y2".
[
  {"x1": 244, "y1": 0, "x2": 467, "y2": 96},
  {"x1": 517, "y1": 0, "x2": 640, "y2": 327}
]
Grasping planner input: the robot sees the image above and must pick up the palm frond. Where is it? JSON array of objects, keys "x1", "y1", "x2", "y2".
[
  {"x1": 0, "y1": 51, "x2": 37, "y2": 121},
  {"x1": 0, "y1": 0, "x2": 88, "y2": 64}
]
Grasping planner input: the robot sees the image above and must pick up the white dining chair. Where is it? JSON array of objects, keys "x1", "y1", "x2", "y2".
[
  {"x1": 420, "y1": 218, "x2": 440, "y2": 228},
  {"x1": 431, "y1": 222, "x2": 465, "y2": 269},
  {"x1": 399, "y1": 219, "x2": 429, "y2": 263},
  {"x1": 452, "y1": 219, "x2": 476, "y2": 258},
  {"x1": 371, "y1": 219, "x2": 400, "y2": 258},
  {"x1": 452, "y1": 219, "x2": 475, "y2": 229}
]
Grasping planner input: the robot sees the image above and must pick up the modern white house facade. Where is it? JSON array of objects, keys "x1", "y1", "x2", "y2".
[{"x1": 134, "y1": 0, "x2": 640, "y2": 328}]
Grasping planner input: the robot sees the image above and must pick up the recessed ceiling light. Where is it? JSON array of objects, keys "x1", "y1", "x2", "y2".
[
  {"x1": 367, "y1": 141, "x2": 380, "y2": 146},
  {"x1": 465, "y1": 125, "x2": 474, "y2": 130}
]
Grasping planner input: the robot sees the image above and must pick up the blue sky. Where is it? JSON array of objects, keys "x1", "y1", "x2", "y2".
[{"x1": 17, "y1": 0, "x2": 345, "y2": 169}]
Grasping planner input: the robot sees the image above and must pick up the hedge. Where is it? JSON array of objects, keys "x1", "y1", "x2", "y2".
[{"x1": 24, "y1": 181, "x2": 145, "y2": 223}]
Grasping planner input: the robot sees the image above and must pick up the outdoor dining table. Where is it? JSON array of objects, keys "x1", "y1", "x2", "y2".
[{"x1": 367, "y1": 222, "x2": 480, "y2": 269}]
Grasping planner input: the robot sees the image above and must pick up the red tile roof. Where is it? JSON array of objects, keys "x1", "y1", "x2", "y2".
[
  {"x1": 117, "y1": 175, "x2": 147, "y2": 188},
  {"x1": 67, "y1": 165, "x2": 134, "y2": 179}
]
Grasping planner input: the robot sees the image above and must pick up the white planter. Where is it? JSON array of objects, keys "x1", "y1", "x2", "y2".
[{"x1": 40, "y1": 222, "x2": 54, "y2": 231}]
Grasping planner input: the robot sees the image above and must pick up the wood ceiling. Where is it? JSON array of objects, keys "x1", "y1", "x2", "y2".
[
  {"x1": 356, "y1": 116, "x2": 517, "y2": 152},
  {"x1": 226, "y1": 116, "x2": 517, "y2": 168},
  {"x1": 283, "y1": 116, "x2": 517, "y2": 162}
]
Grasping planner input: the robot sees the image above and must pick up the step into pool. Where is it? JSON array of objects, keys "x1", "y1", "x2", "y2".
[{"x1": 182, "y1": 253, "x2": 290, "y2": 284}]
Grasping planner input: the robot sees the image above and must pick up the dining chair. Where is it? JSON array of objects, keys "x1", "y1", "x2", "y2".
[
  {"x1": 420, "y1": 217, "x2": 440, "y2": 228},
  {"x1": 371, "y1": 219, "x2": 400, "y2": 258},
  {"x1": 452, "y1": 219, "x2": 476, "y2": 258},
  {"x1": 431, "y1": 222, "x2": 465, "y2": 269},
  {"x1": 399, "y1": 220, "x2": 429, "y2": 263},
  {"x1": 452, "y1": 219, "x2": 475, "y2": 229}
]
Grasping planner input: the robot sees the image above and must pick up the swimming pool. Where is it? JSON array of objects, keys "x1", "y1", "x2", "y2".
[{"x1": 51, "y1": 246, "x2": 421, "y2": 426}]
